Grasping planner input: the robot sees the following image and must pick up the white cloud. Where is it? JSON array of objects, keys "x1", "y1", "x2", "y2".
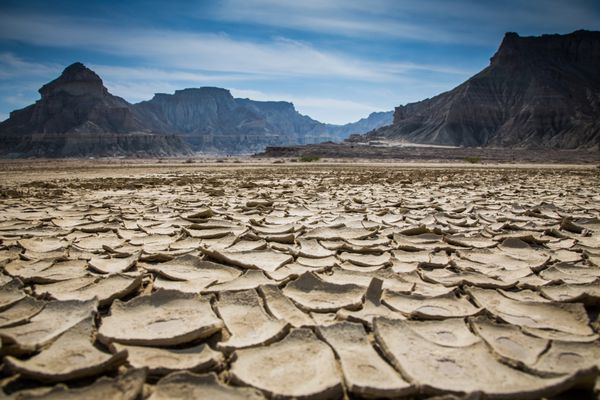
[
  {"x1": 211, "y1": 0, "x2": 600, "y2": 43},
  {"x1": 0, "y1": 13, "x2": 471, "y2": 82},
  {"x1": 212, "y1": 0, "x2": 478, "y2": 44},
  {"x1": 0, "y1": 53, "x2": 61, "y2": 79}
]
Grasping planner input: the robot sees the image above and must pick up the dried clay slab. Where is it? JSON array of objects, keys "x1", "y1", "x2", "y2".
[
  {"x1": 0, "y1": 278, "x2": 26, "y2": 311},
  {"x1": 470, "y1": 315, "x2": 549, "y2": 367},
  {"x1": 337, "y1": 278, "x2": 406, "y2": 328},
  {"x1": 383, "y1": 290, "x2": 481, "y2": 319},
  {"x1": 143, "y1": 254, "x2": 240, "y2": 282},
  {"x1": 98, "y1": 289, "x2": 223, "y2": 346},
  {"x1": 0, "y1": 296, "x2": 45, "y2": 328},
  {"x1": 5, "y1": 317, "x2": 127, "y2": 381},
  {"x1": 88, "y1": 254, "x2": 139, "y2": 274},
  {"x1": 230, "y1": 328, "x2": 343, "y2": 399},
  {"x1": 148, "y1": 371, "x2": 266, "y2": 400},
  {"x1": 259, "y1": 284, "x2": 314, "y2": 328},
  {"x1": 216, "y1": 289, "x2": 289, "y2": 352},
  {"x1": 283, "y1": 272, "x2": 365, "y2": 312},
  {"x1": 317, "y1": 321, "x2": 414, "y2": 398},
  {"x1": 10, "y1": 368, "x2": 146, "y2": 400},
  {"x1": 467, "y1": 287, "x2": 594, "y2": 336},
  {"x1": 34, "y1": 273, "x2": 143, "y2": 306},
  {"x1": 111, "y1": 342, "x2": 223, "y2": 376},
  {"x1": 201, "y1": 248, "x2": 292, "y2": 273},
  {"x1": 0, "y1": 298, "x2": 97, "y2": 353},
  {"x1": 374, "y1": 317, "x2": 593, "y2": 399}
]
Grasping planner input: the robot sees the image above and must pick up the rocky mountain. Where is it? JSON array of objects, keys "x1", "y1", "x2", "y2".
[
  {"x1": 326, "y1": 111, "x2": 393, "y2": 138},
  {"x1": 135, "y1": 90, "x2": 392, "y2": 153},
  {"x1": 362, "y1": 30, "x2": 600, "y2": 149},
  {"x1": 134, "y1": 89, "x2": 339, "y2": 153},
  {"x1": 0, "y1": 63, "x2": 192, "y2": 157},
  {"x1": 0, "y1": 63, "x2": 392, "y2": 157}
]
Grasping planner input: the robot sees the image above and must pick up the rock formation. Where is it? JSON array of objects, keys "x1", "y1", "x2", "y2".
[
  {"x1": 0, "y1": 63, "x2": 192, "y2": 157},
  {"x1": 135, "y1": 89, "x2": 392, "y2": 153},
  {"x1": 363, "y1": 30, "x2": 600, "y2": 149},
  {"x1": 0, "y1": 63, "x2": 392, "y2": 157}
]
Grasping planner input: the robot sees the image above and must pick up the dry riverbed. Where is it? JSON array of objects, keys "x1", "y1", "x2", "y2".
[{"x1": 0, "y1": 162, "x2": 600, "y2": 399}]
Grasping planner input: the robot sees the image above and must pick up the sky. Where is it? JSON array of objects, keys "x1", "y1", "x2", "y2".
[{"x1": 0, "y1": 1, "x2": 599, "y2": 124}]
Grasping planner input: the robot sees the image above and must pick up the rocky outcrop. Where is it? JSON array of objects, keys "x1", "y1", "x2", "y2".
[
  {"x1": 364, "y1": 30, "x2": 600, "y2": 149},
  {"x1": 0, "y1": 63, "x2": 192, "y2": 158},
  {"x1": 135, "y1": 89, "x2": 387, "y2": 153},
  {"x1": 0, "y1": 63, "x2": 394, "y2": 157}
]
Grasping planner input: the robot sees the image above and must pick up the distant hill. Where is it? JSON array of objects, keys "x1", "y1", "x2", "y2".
[
  {"x1": 134, "y1": 89, "x2": 391, "y2": 153},
  {"x1": 361, "y1": 30, "x2": 600, "y2": 150},
  {"x1": 136, "y1": 89, "x2": 329, "y2": 153},
  {"x1": 0, "y1": 63, "x2": 192, "y2": 157},
  {"x1": 0, "y1": 64, "x2": 392, "y2": 157}
]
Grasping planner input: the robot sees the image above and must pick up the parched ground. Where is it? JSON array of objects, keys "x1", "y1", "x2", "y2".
[{"x1": 1, "y1": 161, "x2": 600, "y2": 399}]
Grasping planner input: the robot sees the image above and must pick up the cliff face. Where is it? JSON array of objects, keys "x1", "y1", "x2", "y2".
[
  {"x1": 0, "y1": 63, "x2": 394, "y2": 157},
  {"x1": 366, "y1": 30, "x2": 600, "y2": 149},
  {"x1": 135, "y1": 90, "x2": 346, "y2": 153},
  {"x1": 0, "y1": 63, "x2": 192, "y2": 157}
]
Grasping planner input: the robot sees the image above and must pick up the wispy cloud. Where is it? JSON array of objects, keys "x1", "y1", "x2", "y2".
[
  {"x1": 211, "y1": 0, "x2": 600, "y2": 43},
  {"x1": 0, "y1": 12, "x2": 471, "y2": 82},
  {"x1": 211, "y1": 0, "x2": 479, "y2": 44},
  {"x1": 0, "y1": 53, "x2": 61, "y2": 79}
]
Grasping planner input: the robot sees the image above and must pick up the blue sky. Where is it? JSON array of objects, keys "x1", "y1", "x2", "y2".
[{"x1": 0, "y1": 0, "x2": 599, "y2": 124}]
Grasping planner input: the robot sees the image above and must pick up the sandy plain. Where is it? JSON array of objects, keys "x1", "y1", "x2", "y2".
[{"x1": 0, "y1": 159, "x2": 599, "y2": 399}]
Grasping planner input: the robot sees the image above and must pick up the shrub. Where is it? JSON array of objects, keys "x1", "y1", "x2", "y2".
[
  {"x1": 299, "y1": 155, "x2": 321, "y2": 162},
  {"x1": 464, "y1": 156, "x2": 481, "y2": 164},
  {"x1": 185, "y1": 158, "x2": 195, "y2": 164}
]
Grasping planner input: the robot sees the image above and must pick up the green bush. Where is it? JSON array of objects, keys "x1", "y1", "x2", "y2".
[
  {"x1": 299, "y1": 155, "x2": 321, "y2": 162},
  {"x1": 464, "y1": 156, "x2": 481, "y2": 164}
]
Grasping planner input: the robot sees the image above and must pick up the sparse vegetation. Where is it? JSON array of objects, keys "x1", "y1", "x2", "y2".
[
  {"x1": 464, "y1": 156, "x2": 481, "y2": 164},
  {"x1": 185, "y1": 158, "x2": 195, "y2": 164},
  {"x1": 299, "y1": 155, "x2": 321, "y2": 162}
]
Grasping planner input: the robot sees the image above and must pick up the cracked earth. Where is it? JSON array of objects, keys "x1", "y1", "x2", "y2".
[{"x1": 0, "y1": 163, "x2": 599, "y2": 399}]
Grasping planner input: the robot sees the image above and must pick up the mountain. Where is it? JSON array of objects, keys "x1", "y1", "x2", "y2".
[
  {"x1": 362, "y1": 30, "x2": 600, "y2": 149},
  {"x1": 0, "y1": 63, "x2": 392, "y2": 157},
  {"x1": 325, "y1": 111, "x2": 393, "y2": 139},
  {"x1": 135, "y1": 90, "x2": 392, "y2": 153},
  {"x1": 0, "y1": 63, "x2": 192, "y2": 157},
  {"x1": 134, "y1": 89, "x2": 341, "y2": 153}
]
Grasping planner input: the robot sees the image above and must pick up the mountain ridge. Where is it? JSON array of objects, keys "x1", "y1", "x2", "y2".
[
  {"x1": 0, "y1": 62, "x2": 192, "y2": 157},
  {"x1": 361, "y1": 30, "x2": 600, "y2": 150},
  {"x1": 0, "y1": 65, "x2": 392, "y2": 157}
]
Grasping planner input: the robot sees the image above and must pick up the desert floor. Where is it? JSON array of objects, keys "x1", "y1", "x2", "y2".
[{"x1": 1, "y1": 161, "x2": 600, "y2": 399}]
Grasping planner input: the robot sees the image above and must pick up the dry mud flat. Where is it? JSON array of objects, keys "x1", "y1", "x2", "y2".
[{"x1": 0, "y1": 164, "x2": 600, "y2": 399}]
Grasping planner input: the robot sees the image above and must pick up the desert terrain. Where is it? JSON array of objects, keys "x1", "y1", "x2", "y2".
[{"x1": 0, "y1": 160, "x2": 600, "y2": 399}]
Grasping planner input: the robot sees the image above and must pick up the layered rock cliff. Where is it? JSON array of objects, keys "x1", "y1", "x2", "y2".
[
  {"x1": 0, "y1": 63, "x2": 192, "y2": 157},
  {"x1": 364, "y1": 30, "x2": 600, "y2": 149},
  {"x1": 134, "y1": 89, "x2": 337, "y2": 153},
  {"x1": 0, "y1": 62, "x2": 394, "y2": 157}
]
